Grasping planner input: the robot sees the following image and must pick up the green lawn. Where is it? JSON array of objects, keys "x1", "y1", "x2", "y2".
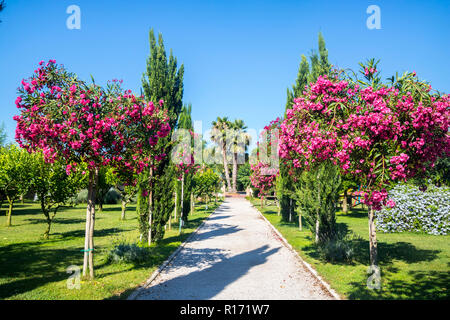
[
  {"x1": 249, "y1": 197, "x2": 450, "y2": 300},
  {"x1": 0, "y1": 199, "x2": 222, "y2": 300}
]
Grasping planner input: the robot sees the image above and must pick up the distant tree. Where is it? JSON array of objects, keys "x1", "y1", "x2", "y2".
[
  {"x1": 230, "y1": 119, "x2": 250, "y2": 192},
  {"x1": 237, "y1": 162, "x2": 251, "y2": 191},
  {"x1": 31, "y1": 152, "x2": 87, "y2": 239},
  {"x1": 0, "y1": 122, "x2": 6, "y2": 146},
  {"x1": 211, "y1": 117, "x2": 232, "y2": 192},
  {"x1": 0, "y1": 144, "x2": 35, "y2": 226},
  {"x1": 105, "y1": 168, "x2": 138, "y2": 220}
]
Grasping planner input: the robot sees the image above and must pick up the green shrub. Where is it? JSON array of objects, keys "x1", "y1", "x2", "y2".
[
  {"x1": 317, "y1": 231, "x2": 358, "y2": 263},
  {"x1": 75, "y1": 189, "x2": 88, "y2": 204},
  {"x1": 106, "y1": 242, "x2": 150, "y2": 264},
  {"x1": 104, "y1": 188, "x2": 121, "y2": 204}
]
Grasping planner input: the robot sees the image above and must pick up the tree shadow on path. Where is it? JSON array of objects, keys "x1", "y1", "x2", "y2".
[{"x1": 135, "y1": 245, "x2": 280, "y2": 300}]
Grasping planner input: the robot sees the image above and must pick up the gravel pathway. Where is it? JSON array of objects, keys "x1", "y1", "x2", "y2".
[{"x1": 134, "y1": 197, "x2": 334, "y2": 300}]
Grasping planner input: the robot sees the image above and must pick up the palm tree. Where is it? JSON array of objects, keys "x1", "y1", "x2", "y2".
[
  {"x1": 230, "y1": 119, "x2": 250, "y2": 192},
  {"x1": 211, "y1": 117, "x2": 232, "y2": 192}
]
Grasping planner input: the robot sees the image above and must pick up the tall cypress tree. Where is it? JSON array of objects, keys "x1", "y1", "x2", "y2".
[
  {"x1": 138, "y1": 29, "x2": 184, "y2": 243},
  {"x1": 278, "y1": 32, "x2": 331, "y2": 223}
]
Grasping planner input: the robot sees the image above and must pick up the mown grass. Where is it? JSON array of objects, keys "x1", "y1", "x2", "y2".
[
  {"x1": 0, "y1": 199, "x2": 222, "y2": 300},
  {"x1": 249, "y1": 197, "x2": 450, "y2": 300}
]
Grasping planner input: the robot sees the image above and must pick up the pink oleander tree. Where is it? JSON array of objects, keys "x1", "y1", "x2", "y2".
[
  {"x1": 14, "y1": 60, "x2": 170, "y2": 279},
  {"x1": 250, "y1": 161, "x2": 278, "y2": 208},
  {"x1": 279, "y1": 61, "x2": 450, "y2": 266}
]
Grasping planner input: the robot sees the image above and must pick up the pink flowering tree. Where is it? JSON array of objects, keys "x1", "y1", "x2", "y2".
[
  {"x1": 14, "y1": 60, "x2": 170, "y2": 279},
  {"x1": 250, "y1": 161, "x2": 278, "y2": 208},
  {"x1": 279, "y1": 61, "x2": 450, "y2": 266}
]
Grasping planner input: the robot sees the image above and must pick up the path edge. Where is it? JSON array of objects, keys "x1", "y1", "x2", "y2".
[
  {"x1": 127, "y1": 202, "x2": 225, "y2": 300},
  {"x1": 249, "y1": 201, "x2": 342, "y2": 300}
]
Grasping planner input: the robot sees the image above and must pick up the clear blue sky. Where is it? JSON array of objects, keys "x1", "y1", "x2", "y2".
[{"x1": 0, "y1": 0, "x2": 449, "y2": 149}]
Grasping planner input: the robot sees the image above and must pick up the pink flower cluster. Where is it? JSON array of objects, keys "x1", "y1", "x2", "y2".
[
  {"x1": 279, "y1": 74, "x2": 450, "y2": 209},
  {"x1": 14, "y1": 60, "x2": 171, "y2": 183},
  {"x1": 250, "y1": 162, "x2": 278, "y2": 198}
]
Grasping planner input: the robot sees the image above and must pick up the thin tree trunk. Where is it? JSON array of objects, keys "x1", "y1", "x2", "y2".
[
  {"x1": 179, "y1": 173, "x2": 184, "y2": 234},
  {"x1": 174, "y1": 190, "x2": 178, "y2": 221},
  {"x1": 5, "y1": 196, "x2": 13, "y2": 227},
  {"x1": 299, "y1": 212, "x2": 302, "y2": 231},
  {"x1": 120, "y1": 199, "x2": 126, "y2": 220},
  {"x1": 88, "y1": 167, "x2": 98, "y2": 279},
  {"x1": 368, "y1": 207, "x2": 378, "y2": 266},
  {"x1": 83, "y1": 169, "x2": 96, "y2": 279},
  {"x1": 190, "y1": 193, "x2": 194, "y2": 215},
  {"x1": 315, "y1": 170, "x2": 321, "y2": 244},
  {"x1": 289, "y1": 198, "x2": 292, "y2": 222},
  {"x1": 222, "y1": 142, "x2": 232, "y2": 192},
  {"x1": 343, "y1": 189, "x2": 348, "y2": 213},
  {"x1": 148, "y1": 166, "x2": 153, "y2": 246},
  {"x1": 232, "y1": 152, "x2": 237, "y2": 192}
]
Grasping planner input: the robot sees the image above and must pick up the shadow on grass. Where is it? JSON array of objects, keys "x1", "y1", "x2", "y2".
[
  {"x1": 347, "y1": 269, "x2": 450, "y2": 300},
  {"x1": 0, "y1": 241, "x2": 103, "y2": 299}
]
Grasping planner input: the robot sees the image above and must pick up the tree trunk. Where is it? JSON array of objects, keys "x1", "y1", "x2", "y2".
[
  {"x1": 174, "y1": 190, "x2": 178, "y2": 221},
  {"x1": 232, "y1": 152, "x2": 238, "y2": 192},
  {"x1": 343, "y1": 189, "x2": 348, "y2": 213},
  {"x1": 289, "y1": 198, "x2": 292, "y2": 222},
  {"x1": 222, "y1": 142, "x2": 232, "y2": 192},
  {"x1": 120, "y1": 199, "x2": 126, "y2": 220},
  {"x1": 368, "y1": 207, "x2": 378, "y2": 266},
  {"x1": 83, "y1": 169, "x2": 97, "y2": 280},
  {"x1": 315, "y1": 170, "x2": 321, "y2": 244},
  {"x1": 299, "y1": 213, "x2": 302, "y2": 231},
  {"x1": 190, "y1": 193, "x2": 194, "y2": 215},
  {"x1": 179, "y1": 173, "x2": 184, "y2": 234},
  {"x1": 148, "y1": 166, "x2": 153, "y2": 246},
  {"x1": 88, "y1": 167, "x2": 98, "y2": 279},
  {"x1": 5, "y1": 197, "x2": 13, "y2": 227},
  {"x1": 261, "y1": 196, "x2": 264, "y2": 209}
]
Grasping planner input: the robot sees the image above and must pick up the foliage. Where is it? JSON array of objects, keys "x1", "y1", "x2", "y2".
[
  {"x1": 14, "y1": 59, "x2": 170, "y2": 278},
  {"x1": 294, "y1": 161, "x2": 341, "y2": 242},
  {"x1": 31, "y1": 152, "x2": 87, "y2": 238},
  {"x1": 316, "y1": 231, "x2": 357, "y2": 263},
  {"x1": 193, "y1": 167, "x2": 221, "y2": 200},
  {"x1": 279, "y1": 62, "x2": 450, "y2": 210},
  {"x1": 138, "y1": 28, "x2": 184, "y2": 243},
  {"x1": 107, "y1": 242, "x2": 150, "y2": 264},
  {"x1": 236, "y1": 162, "x2": 251, "y2": 191},
  {"x1": 211, "y1": 116, "x2": 233, "y2": 192},
  {"x1": 0, "y1": 122, "x2": 6, "y2": 146},
  {"x1": 376, "y1": 183, "x2": 450, "y2": 235},
  {"x1": 0, "y1": 144, "x2": 35, "y2": 226},
  {"x1": 250, "y1": 161, "x2": 278, "y2": 198},
  {"x1": 280, "y1": 32, "x2": 332, "y2": 222}
]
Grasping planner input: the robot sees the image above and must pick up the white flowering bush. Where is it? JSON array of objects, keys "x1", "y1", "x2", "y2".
[{"x1": 375, "y1": 184, "x2": 450, "y2": 235}]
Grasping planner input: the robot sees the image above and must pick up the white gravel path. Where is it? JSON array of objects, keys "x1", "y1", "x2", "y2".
[{"x1": 134, "y1": 197, "x2": 334, "y2": 300}]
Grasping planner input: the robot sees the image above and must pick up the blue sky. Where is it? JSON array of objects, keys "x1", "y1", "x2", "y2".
[{"x1": 0, "y1": 0, "x2": 449, "y2": 149}]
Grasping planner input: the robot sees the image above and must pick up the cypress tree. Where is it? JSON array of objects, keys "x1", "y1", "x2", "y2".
[
  {"x1": 138, "y1": 29, "x2": 184, "y2": 243},
  {"x1": 279, "y1": 32, "x2": 332, "y2": 223}
]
